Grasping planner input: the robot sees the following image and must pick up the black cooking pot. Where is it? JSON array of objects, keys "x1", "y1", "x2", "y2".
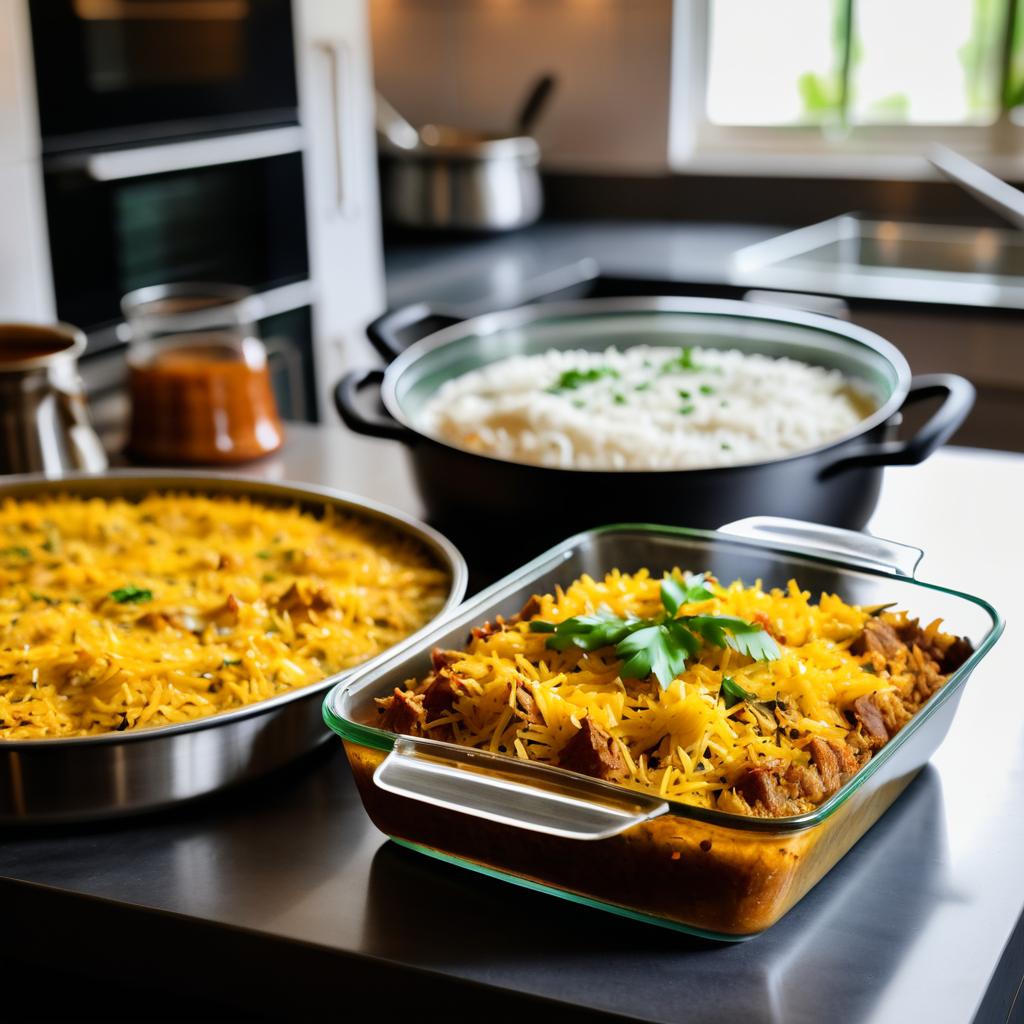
[{"x1": 336, "y1": 297, "x2": 973, "y2": 553}]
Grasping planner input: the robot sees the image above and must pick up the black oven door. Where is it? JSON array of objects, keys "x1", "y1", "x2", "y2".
[
  {"x1": 29, "y1": 0, "x2": 297, "y2": 152},
  {"x1": 43, "y1": 146, "x2": 309, "y2": 335}
]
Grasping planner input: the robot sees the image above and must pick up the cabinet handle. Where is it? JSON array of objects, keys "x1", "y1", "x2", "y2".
[{"x1": 316, "y1": 39, "x2": 356, "y2": 219}]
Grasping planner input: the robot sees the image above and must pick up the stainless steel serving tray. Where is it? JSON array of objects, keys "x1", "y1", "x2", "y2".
[
  {"x1": 0, "y1": 471, "x2": 468, "y2": 823},
  {"x1": 324, "y1": 518, "x2": 1002, "y2": 938}
]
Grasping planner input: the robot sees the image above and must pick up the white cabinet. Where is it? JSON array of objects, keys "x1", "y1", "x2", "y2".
[
  {"x1": 293, "y1": 0, "x2": 386, "y2": 420},
  {"x1": 0, "y1": 0, "x2": 53, "y2": 320}
]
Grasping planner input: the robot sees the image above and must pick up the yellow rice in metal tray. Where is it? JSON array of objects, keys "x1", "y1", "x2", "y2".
[
  {"x1": 377, "y1": 568, "x2": 973, "y2": 817},
  {"x1": 0, "y1": 494, "x2": 449, "y2": 739}
]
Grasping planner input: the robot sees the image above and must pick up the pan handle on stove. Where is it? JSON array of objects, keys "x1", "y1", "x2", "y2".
[
  {"x1": 820, "y1": 373, "x2": 975, "y2": 477},
  {"x1": 719, "y1": 517, "x2": 923, "y2": 577},
  {"x1": 334, "y1": 369, "x2": 415, "y2": 443},
  {"x1": 374, "y1": 736, "x2": 669, "y2": 841}
]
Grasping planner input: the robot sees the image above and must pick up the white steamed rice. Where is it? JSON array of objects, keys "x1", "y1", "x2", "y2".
[{"x1": 420, "y1": 345, "x2": 870, "y2": 470}]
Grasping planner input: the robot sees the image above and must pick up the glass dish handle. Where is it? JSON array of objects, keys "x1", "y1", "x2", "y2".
[
  {"x1": 374, "y1": 736, "x2": 669, "y2": 841},
  {"x1": 718, "y1": 516, "x2": 923, "y2": 578}
]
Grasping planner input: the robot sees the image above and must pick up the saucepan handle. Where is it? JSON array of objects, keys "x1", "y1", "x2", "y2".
[
  {"x1": 366, "y1": 303, "x2": 461, "y2": 362},
  {"x1": 718, "y1": 517, "x2": 923, "y2": 578},
  {"x1": 334, "y1": 369, "x2": 415, "y2": 444},
  {"x1": 821, "y1": 373, "x2": 975, "y2": 477},
  {"x1": 374, "y1": 736, "x2": 668, "y2": 841}
]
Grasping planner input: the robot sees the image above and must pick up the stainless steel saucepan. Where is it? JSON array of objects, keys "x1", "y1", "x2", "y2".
[
  {"x1": 0, "y1": 471, "x2": 467, "y2": 823},
  {"x1": 375, "y1": 76, "x2": 555, "y2": 232}
]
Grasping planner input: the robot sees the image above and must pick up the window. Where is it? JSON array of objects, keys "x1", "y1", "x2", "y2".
[{"x1": 671, "y1": 0, "x2": 1024, "y2": 175}]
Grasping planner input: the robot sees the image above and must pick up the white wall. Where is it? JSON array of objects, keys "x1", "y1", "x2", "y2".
[{"x1": 371, "y1": 0, "x2": 674, "y2": 174}]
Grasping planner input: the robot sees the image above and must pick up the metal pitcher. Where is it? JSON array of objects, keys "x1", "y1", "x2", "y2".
[{"x1": 0, "y1": 322, "x2": 108, "y2": 476}]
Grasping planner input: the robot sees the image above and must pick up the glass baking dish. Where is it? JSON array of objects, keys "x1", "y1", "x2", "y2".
[{"x1": 323, "y1": 518, "x2": 1002, "y2": 940}]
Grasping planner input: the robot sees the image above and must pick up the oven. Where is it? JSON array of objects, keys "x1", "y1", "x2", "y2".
[
  {"x1": 43, "y1": 144, "x2": 309, "y2": 334},
  {"x1": 29, "y1": 0, "x2": 298, "y2": 153}
]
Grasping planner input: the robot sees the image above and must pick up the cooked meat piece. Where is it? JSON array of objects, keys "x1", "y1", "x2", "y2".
[
  {"x1": 377, "y1": 688, "x2": 426, "y2": 736},
  {"x1": 422, "y1": 671, "x2": 462, "y2": 717},
  {"x1": 753, "y1": 610, "x2": 785, "y2": 644},
  {"x1": 506, "y1": 595, "x2": 542, "y2": 626},
  {"x1": 807, "y1": 737, "x2": 859, "y2": 796},
  {"x1": 939, "y1": 635, "x2": 974, "y2": 674},
  {"x1": 430, "y1": 647, "x2": 460, "y2": 672},
  {"x1": 807, "y1": 737, "x2": 843, "y2": 796},
  {"x1": 470, "y1": 619, "x2": 503, "y2": 641},
  {"x1": 558, "y1": 718, "x2": 625, "y2": 781},
  {"x1": 275, "y1": 582, "x2": 334, "y2": 625},
  {"x1": 514, "y1": 682, "x2": 542, "y2": 724},
  {"x1": 829, "y1": 738, "x2": 860, "y2": 775},
  {"x1": 783, "y1": 763, "x2": 825, "y2": 803},
  {"x1": 852, "y1": 694, "x2": 889, "y2": 748},
  {"x1": 735, "y1": 762, "x2": 796, "y2": 816},
  {"x1": 850, "y1": 619, "x2": 906, "y2": 660},
  {"x1": 212, "y1": 593, "x2": 241, "y2": 627}
]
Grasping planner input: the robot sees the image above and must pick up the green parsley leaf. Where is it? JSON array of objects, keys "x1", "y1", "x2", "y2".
[
  {"x1": 546, "y1": 366, "x2": 620, "y2": 393},
  {"x1": 660, "y1": 573, "x2": 715, "y2": 616},
  {"x1": 661, "y1": 347, "x2": 700, "y2": 373},
  {"x1": 679, "y1": 405, "x2": 695, "y2": 415},
  {"x1": 529, "y1": 573, "x2": 778, "y2": 690},
  {"x1": 634, "y1": 382, "x2": 651, "y2": 392},
  {"x1": 612, "y1": 393, "x2": 627, "y2": 405},
  {"x1": 699, "y1": 384, "x2": 715, "y2": 395},
  {"x1": 1, "y1": 546, "x2": 31, "y2": 559},
  {"x1": 109, "y1": 585, "x2": 153, "y2": 604},
  {"x1": 688, "y1": 615, "x2": 780, "y2": 661},
  {"x1": 720, "y1": 675, "x2": 757, "y2": 709},
  {"x1": 222, "y1": 656, "x2": 242, "y2": 667},
  {"x1": 256, "y1": 550, "x2": 272, "y2": 560},
  {"x1": 534, "y1": 608, "x2": 639, "y2": 653},
  {"x1": 618, "y1": 625, "x2": 688, "y2": 687}
]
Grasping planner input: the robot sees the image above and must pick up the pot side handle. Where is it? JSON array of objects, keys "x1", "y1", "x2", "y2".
[
  {"x1": 366, "y1": 259, "x2": 602, "y2": 362},
  {"x1": 719, "y1": 516, "x2": 923, "y2": 578},
  {"x1": 366, "y1": 303, "x2": 462, "y2": 362},
  {"x1": 821, "y1": 373, "x2": 975, "y2": 477},
  {"x1": 334, "y1": 369, "x2": 414, "y2": 444},
  {"x1": 374, "y1": 736, "x2": 669, "y2": 841}
]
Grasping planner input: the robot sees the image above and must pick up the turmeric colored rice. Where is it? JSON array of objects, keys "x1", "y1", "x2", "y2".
[
  {"x1": 376, "y1": 568, "x2": 973, "y2": 817},
  {"x1": 0, "y1": 494, "x2": 449, "y2": 739}
]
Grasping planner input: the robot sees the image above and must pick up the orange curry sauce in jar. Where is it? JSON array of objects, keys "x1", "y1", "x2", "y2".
[
  {"x1": 128, "y1": 336, "x2": 284, "y2": 464},
  {"x1": 122, "y1": 285, "x2": 284, "y2": 465}
]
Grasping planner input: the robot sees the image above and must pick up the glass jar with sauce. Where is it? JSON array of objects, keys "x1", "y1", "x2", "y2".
[{"x1": 122, "y1": 283, "x2": 284, "y2": 465}]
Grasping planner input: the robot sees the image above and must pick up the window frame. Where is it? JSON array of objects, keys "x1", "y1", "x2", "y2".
[{"x1": 669, "y1": 0, "x2": 1024, "y2": 179}]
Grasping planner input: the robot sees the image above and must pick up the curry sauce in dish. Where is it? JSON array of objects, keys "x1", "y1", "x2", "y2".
[
  {"x1": 0, "y1": 493, "x2": 450, "y2": 739},
  {"x1": 374, "y1": 568, "x2": 973, "y2": 818}
]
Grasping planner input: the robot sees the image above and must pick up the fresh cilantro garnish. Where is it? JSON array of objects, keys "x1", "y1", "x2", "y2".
[
  {"x1": 109, "y1": 585, "x2": 153, "y2": 604},
  {"x1": 612, "y1": 393, "x2": 627, "y2": 405},
  {"x1": 661, "y1": 347, "x2": 700, "y2": 373},
  {"x1": 256, "y1": 550, "x2": 272, "y2": 560},
  {"x1": 1, "y1": 546, "x2": 31, "y2": 559},
  {"x1": 679, "y1": 404, "x2": 695, "y2": 415},
  {"x1": 547, "y1": 366, "x2": 620, "y2": 394},
  {"x1": 528, "y1": 573, "x2": 779, "y2": 688},
  {"x1": 634, "y1": 382, "x2": 651, "y2": 392},
  {"x1": 678, "y1": 389, "x2": 691, "y2": 400},
  {"x1": 699, "y1": 384, "x2": 715, "y2": 395},
  {"x1": 719, "y1": 675, "x2": 758, "y2": 709}
]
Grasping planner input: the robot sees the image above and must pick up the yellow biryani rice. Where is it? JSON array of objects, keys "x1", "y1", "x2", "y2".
[
  {"x1": 378, "y1": 568, "x2": 970, "y2": 816},
  {"x1": 0, "y1": 493, "x2": 449, "y2": 739}
]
